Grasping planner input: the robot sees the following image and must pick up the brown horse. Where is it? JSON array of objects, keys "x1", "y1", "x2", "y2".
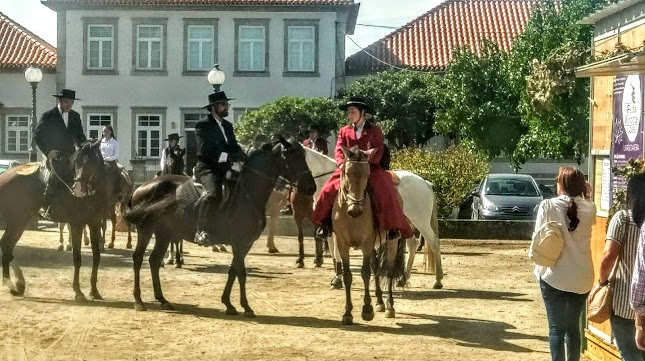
[
  {"x1": 332, "y1": 145, "x2": 406, "y2": 325},
  {"x1": 0, "y1": 141, "x2": 109, "y2": 301}
]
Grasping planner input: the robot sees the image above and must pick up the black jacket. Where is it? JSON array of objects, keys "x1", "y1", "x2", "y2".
[
  {"x1": 195, "y1": 114, "x2": 243, "y2": 171},
  {"x1": 35, "y1": 106, "x2": 86, "y2": 157}
]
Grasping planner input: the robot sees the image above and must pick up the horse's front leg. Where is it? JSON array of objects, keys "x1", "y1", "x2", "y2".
[
  {"x1": 235, "y1": 248, "x2": 255, "y2": 318},
  {"x1": 339, "y1": 248, "x2": 353, "y2": 325},
  {"x1": 222, "y1": 262, "x2": 239, "y2": 316},
  {"x1": 70, "y1": 224, "x2": 86, "y2": 302},
  {"x1": 266, "y1": 213, "x2": 279, "y2": 254},
  {"x1": 296, "y1": 217, "x2": 305, "y2": 268},
  {"x1": 1, "y1": 219, "x2": 28, "y2": 296},
  {"x1": 58, "y1": 223, "x2": 65, "y2": 251},
  {"x1": 360, "y1": 249, "x2": 374, "y2": 322},
  {"x1": 149, "y1": 234, "x2": 173, "y2": 310},
  {"x1": 371, "y1": 252, "x2": 385, "y2": 312},
  {"x1": 88, "y1": 221, "x2": 103, "y2": 300},
  {"x1": 108, "y1": 212, "x2": 116, "y2": 249}
]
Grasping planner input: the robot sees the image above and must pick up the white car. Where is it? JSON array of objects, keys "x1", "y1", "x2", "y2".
[{"x1": 0, "y1": 160, "x2": 21, "y2": 175}]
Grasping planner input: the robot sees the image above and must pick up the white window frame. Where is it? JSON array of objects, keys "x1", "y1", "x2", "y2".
[
  {"x1": 87, "y1": 24, "x2": 114, "y2": 70},
  {"x1": 238, "y1": 25, "x2": 265, "y2": 71},
  {"x1": 187, "y1": 25, "x2": 214, "y2": 71},
  {"x1": 233, "y1": 107, "x2": 258, "y2": 124},
  {"x1": 5, "y1": 115, "x2": 30, "y2": 154},
  {"x1": 287, "y1": 25, "x2": 315, "y2": 72},
  {"x1": 136, "y1": 25, "x2": 163, "y2": 70},
  {"x1": 136, "y1": 114, "x2": 162, "y2": 159},
  {"x1": 87, "y1": 113, "x2": 113, "y2": 140}
]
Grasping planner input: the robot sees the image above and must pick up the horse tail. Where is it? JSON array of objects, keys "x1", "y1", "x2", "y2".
[
  {"x1": 376, "y1": 237, "x2": 407, "y2": 287},
  {"x1": 123, "y1": 195, "x2": 175, "y2": 225}
]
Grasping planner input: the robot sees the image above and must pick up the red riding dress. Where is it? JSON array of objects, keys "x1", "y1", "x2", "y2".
[{"x1": 311, "y1": 122, "x2": 413, "y2": 239}]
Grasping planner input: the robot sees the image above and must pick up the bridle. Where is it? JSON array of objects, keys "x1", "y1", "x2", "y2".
[{"x1": 339, "y1": 159, "x2": 369, "y2": 207}]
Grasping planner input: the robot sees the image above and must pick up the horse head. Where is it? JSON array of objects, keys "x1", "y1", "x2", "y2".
[
  {"x1": 273, "y1": 136, "x2": 316, "y2": 196},
  {"x1": 340, "y1": 145, "x2": 373, "y2": 218},
  {"x1": 70, "y1": 140, "x2": 105, "y2": 198}
]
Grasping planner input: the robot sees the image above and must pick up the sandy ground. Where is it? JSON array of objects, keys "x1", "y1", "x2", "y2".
[{"x1": 0, "y1": 227, "x2": 573, "y2": 360}]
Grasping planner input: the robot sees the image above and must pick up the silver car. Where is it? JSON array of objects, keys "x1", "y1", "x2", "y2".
[{"x1": 471, "y1": 174, "x2": 544, "y2": 220}]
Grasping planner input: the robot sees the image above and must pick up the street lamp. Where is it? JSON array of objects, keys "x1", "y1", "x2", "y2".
[
  {"x1": 24, "y1": 65, "x2": 42, "y2": 162},
  {"x1": 207, "y1": 64, "x2": 225, "y2": 91}
]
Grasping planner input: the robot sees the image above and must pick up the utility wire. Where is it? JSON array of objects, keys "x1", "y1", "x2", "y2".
[{"x1": 345, "y1": 34, "x2": 440, "y2": 74}]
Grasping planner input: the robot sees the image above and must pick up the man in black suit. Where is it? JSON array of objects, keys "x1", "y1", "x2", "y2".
[
  {"x1": 34, "y1": 89, "x2": 87, "y2": 221},
  {"x1": 194, "y1": 90, "x2": 246, "y2": 245}
]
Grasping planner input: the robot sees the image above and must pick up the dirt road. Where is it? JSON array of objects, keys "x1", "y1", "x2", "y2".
[{"x1": 0, "y1": 228, "x2": 557, "y2": 360}]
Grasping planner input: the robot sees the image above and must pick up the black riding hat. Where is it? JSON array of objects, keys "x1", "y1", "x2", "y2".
[
  {"x1": 203, "y1": 91, "x2": 235, "y2": 109},
  {"x1": 163, "y1": 133, "x2": 183, "y2": 141},
  {"x1": 53, "y1": 89, "x2": 82, "y2": 100},
  {"x1": 308, "y1": 124, "x2": 322, "y2": 132},
  {"x1": 339, "y1": 97, "x2": 373, "y2": 114}
]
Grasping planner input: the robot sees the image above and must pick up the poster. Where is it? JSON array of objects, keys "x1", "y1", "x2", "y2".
[
  {"x1": 601, "y1": 158, "x2": 611, "y2": 211},
  {"x1": 611, "y1": 75, "x2": 645, "y2": 204}
]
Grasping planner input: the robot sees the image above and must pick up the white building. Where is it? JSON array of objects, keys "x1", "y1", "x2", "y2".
[
  {"x1": 0, "y1": 12, "x2": 57, "y2": 164},
  {"x1": 43, "y1": 0, "x2": 359, "y2": 175}
]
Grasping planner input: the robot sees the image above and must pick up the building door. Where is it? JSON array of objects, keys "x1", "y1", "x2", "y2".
[{"x1": 183, "y1": 112, "x2": 204, "y2": 176}]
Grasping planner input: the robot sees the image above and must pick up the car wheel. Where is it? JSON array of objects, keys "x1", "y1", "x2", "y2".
[{"x1": 471, "y1": 209, "x2": 479, "y2": 220}]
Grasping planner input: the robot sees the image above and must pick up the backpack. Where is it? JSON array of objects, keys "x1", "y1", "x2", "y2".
[{"x1": 529, "y1": 200, "x2": 564, "y2": 267}]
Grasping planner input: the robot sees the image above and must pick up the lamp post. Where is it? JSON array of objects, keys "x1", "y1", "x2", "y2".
[
  {"x1": 24, "y1": 65, "x2": 43, "y2": 162},
  {"x1": 207, "y1": 64, "x2": 225, "y2": 91}
]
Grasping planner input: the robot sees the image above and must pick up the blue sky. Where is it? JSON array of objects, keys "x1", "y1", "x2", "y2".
[{"x1": 0, "y1": 0, "x2": 443, "y2": 57}]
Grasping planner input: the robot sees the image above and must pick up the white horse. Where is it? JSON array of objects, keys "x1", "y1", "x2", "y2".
[{"x1": 305, "y1": 147, "x2": 443, "y2": 289}]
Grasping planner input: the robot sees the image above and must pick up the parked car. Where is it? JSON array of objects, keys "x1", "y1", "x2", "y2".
[
  {"x1": 471, "y1": 173, "x2": 544, "y2": 220},
  {"x1": 538, "y1": 184, "x2": 556, "y2": 199},
  {"x1": 0, "y1": 160, "x2": 21, "y2": 175}
]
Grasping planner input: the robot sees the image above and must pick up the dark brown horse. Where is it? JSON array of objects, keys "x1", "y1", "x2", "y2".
[
  {"x1": 0, "y1": 141, "x2": 109, "y2": 301},
  {"x1": 124, "y1": 138, "x2": 314, "y2": 314}
]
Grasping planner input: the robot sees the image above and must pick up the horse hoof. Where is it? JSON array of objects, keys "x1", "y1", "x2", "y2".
[
  {"x1": 9, "y1": 287, "x2": 23, "y2": 296},
  {"x1": 174, "y1": 263, "x2": 182, "y2": 269},
  {"x1": 84, "y1": 239, "x2": 90, "y2": 246},
  {"x1": 330, "y1": 277, "x2": 343, "y2": 289},
  {"x1": 396, "y1": 279, "x2": 407, "y2": 288},
  {"x1": 268, "y1": 248, "x2": 279, "y2": 254},
  {"x1": 165, "y1": 258, "x2": 174, "y2": 265},
  {"x1": 211, "y1": 246, "x2": 220, "y2": 253},
  {"x1": 225, "y1": 308, "x2": 239, "y2": 316},
  {"x1": 218, "y1": 246, "x2": 228, "y2": 253},
  {"x1": 243, "y1": 311, "x2": 256, "y2": 318},
  {"x1": 341, "y1": 316, "x2": 353, "y2": 325},
  {"x1": 75, "y1": 293, "x2": 88, "y2": 303},
  {"x1": 375, "y1": 304, "x2": 385, "y2": 312},
  {"x1": 432, "y1": 281, "x2": 443, "y2": 290},
  {"x1": 108, "y1": 243, "x2": 114, "y2": 249},
  {"x1": 134, "y1": 303, "x2": 147, "y2": 311},
  {"x1": 160, "y1": 302, "x2": 175, "y2": 311},
  {"x1": 57, "y1": 244, "x2": 64, "y2": 251},
  {"x1": 296, "y1": 260, "x2": 304, "y2": 269},
  {"x1": 314, "y1": 259, "x2": 323, "y2": 268},
  {"x1": 385, "y1": 309, "x2": 396, "y2": 318},
  {"x1": 89, "y1": 291, "x2": 103, "y2": 300},
  {"x1": 362, "y1": 305, "x2": 374, "y2": 321},
  {"x1": 126, "y1": 243, "x2": 132, "y2": 249}
]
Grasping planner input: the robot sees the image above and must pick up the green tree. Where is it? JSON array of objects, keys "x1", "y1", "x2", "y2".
[
  {"x1": 432, "y1": 40, "x2": 524, "y2": 158},
  {"x1": 340, "y1": 70, "x2": 438, "y2": 148},
  {"x1": 234, "y1": 97, "x2": 345, "y2": 144}
]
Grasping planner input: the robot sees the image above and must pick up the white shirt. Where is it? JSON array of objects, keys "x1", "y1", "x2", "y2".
[
  {"x1": 354, "y1": 119, "x2": 366, "y2": 138},
  {"x1": 533, "y1": 195, "x2": 597, "y2": 294},
  {"x1": 57, "y1": 103, "x2": 69, "y2": 127},
  {"x1": 214, "y1": 116, "x2": 228, "y2": 163},
  {"x1": 100, "y1": 137, "x2": 119, "y2": 161}
]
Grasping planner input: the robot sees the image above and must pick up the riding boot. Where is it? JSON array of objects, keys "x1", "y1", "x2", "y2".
[
  {"x1": 195, "y1": 196, "x2": 216, "y2": 246},
  {"x1": 386, "y1": 229, "x2": 401, "y2": 241},
  {"x1": 39, "y1": 174, "x2": 58, "y2": 221}
]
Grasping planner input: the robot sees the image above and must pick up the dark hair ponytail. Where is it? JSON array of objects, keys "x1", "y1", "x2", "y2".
[
  {"x1": 556, "y1": 166, "x2": 586, "y2": 232},
  {"x1": 567, "y1": 198, "x2": 580, "y2": 231}
]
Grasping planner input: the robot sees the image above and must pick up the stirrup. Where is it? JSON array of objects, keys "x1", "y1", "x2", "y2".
[
  {"x1": 195, "y1": 231, "x2": 213, "y2": 246},
  {"x1": 39, "y1": 207, "x2": 55, "y2": 222},
  {"x1": 315, "y1": 226, "x2": 330, "y2": 239}
]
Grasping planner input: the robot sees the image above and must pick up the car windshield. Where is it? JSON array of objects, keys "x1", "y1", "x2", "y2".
[{"x1": 484, "y1": 178, "x2": 540, "y2": 197}]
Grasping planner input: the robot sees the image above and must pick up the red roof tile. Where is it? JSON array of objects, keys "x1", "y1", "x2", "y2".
[
  {"x1": 43, "y1": 0, "x2": 354, "y2": 5},
  {"x1": 0, "y1": 12, "x2": 57, "y2": 69},
  {"x1": 345, "y1": 0, "x2": 538, "y2": 74}
]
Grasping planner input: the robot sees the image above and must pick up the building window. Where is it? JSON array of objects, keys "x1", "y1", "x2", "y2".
[
  {"x1": 5, "y1": 115, "x2": 30, "y2": 153},
  {"x1": 232, "y1": 108, "x2": 258, "y2": 124},
  {"x1": 187, "y1": 25, "x2": 214, "y2": 71},
  {"x1": 136, "y1": 115, "x2": 162, "y2": 158},
  {"x1": 234, "y1": 19, "x2": 270, "y2": 76},
  {"x1": 82, "y1": 17, "x2": 118, "y2": 75},
  {"x1": 136, "y1": 25, "x2": 163, "y2": 70},
  {"x1": 87, "y1": 114, "x2": 113, "y2": 140},
  {"x1": 287, "y1": 26, "x2": 315, "y2": 72},
  {"x1": 183, "y1": 112, "x2": 204, "y2": 130},
  {"x1": 87, "y1": 25, "x2": 114, "y2": 69}
]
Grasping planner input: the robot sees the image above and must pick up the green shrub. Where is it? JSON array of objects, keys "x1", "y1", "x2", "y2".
[
  {"x1": 234, "y1": 97, "x2": 346, "y2": 144},
  {"x1": 607, "y1": 158, "x2": 645, "y2": 230},
  {"x1": 391, "y1": 146, "x2": 490, "y2": 217}
]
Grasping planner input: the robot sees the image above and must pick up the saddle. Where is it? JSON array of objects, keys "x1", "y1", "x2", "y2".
[{"x1": 14, "y1": 162, "x2": 42, "y2": 176}]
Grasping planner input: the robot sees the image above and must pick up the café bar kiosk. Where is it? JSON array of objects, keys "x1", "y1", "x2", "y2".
[{"x1": 576, "y1": 0, "x2": 645, "y2": 359}]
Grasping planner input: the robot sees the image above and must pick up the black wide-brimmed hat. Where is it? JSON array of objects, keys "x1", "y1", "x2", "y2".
[
  {"x1": 308, "y1": 124, "x2": 322, "y2": 132},
  {"x1": 53, "y1": 89, "x2": 82, "y2": 100},
  {"x1": 203, "y1": 91, "x2": 235, "y2": 109},
  {"x1": 163, "y1": 133, "x2": 183, "y2": 141},
  {"x1": 339, "y1": 97, "x2": 373, "y2": 114}
]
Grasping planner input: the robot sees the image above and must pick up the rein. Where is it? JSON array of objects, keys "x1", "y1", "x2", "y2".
[
  {"x1": 312, "y1": 169, "x2": 336, "y2": 179},
  {"x1": 48, "y1": 160, "x2": 76, "y2": 195},
  {"x1": 339, "y1": 159, "x2": 369, "y2": 207}
]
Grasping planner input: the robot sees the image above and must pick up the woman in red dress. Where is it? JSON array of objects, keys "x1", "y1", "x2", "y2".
[{"x1": 311, "y1": 97, "x2": 412, "y2": 240}]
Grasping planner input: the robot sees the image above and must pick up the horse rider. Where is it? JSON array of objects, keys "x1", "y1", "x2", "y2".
[
  {"x1": 160, "y1": 133, "x2": 186, "y2": 175},
  {"x1": 303, "y1": 123, "x2": 328, "y2": 155},
  {"x1": 194, "y1": 90, "x2": 246, "y2": 245},
  {"x1": 311, "y1": 97, "x2": 413, "y2": 242},
  {"x1": 99, "y1": 124, "x2": 124, "y2": 199},
  {"x1": 35, "y1": 89, "x2": 87, "y2": 221}
]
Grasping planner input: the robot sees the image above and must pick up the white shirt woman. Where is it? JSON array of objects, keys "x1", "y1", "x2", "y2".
[{"x1": 100, "y1": 125, "x2": 119, "y2": 162}]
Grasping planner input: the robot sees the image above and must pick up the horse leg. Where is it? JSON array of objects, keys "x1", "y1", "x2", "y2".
[
  {"x1": 83, "y1": 225, "x2": 90, "y2": 246},
  {"x1": 175, "y1": 240, "x2": 183, "y2": 268},
  {"x1": 360, "y1": 249, "x2": 374, "y2": 322},
  {"x1": 234, "y1": 249, "x2": 255, "y2": 318},
  {"x1": 88, "y1": 221, "x2": 103, "y2": 300},
  {"x1": 108, "y1": 211, "x2": 116, "y2": 249},
  {"x1": 427, "y1": 234, "x2": 443, "y2": 289},
  {"x1": 340, "y1": 251, "x2": 353, "y2": 325},
  {"x1": 384, "y1": 239, "x2": 404, "y2": 319},
  {"x1": 165, "y1": 241, "x2": 175, "y2": 265},
  {"x1": 221, "y1": 262, "x2": 239, "y2": 316},
  {"x1": 385, "y1": 278, "x2": 395, "y2": 318},
  {"x1": 295, "y1": 216, "x2": 304, "y2": 268},
  {"x1": 1, "y1": 218, "x2": 28, "y2": 296},
  {"x1": 266, "y1": 213, "x2": 279, "y2": 254},
  {"x1": 401, "y1": 237, "x2": 418, "y2": 287},
  {"x1": 99, "y1": 221, "x2": 105, "y2": 252},
  {"x1": 58, "y1": 223, "x2": 65, "y2": 251},
  {"x1": 372, "y1": 252, "x2": 385, "y2": 312},
  {"x1": 69, "y1": 224, "x2": 87, "y2": 302},
  {"x1": 133, "y1": 226, "x2": 153, "y2": 311},
  {"x1": 329, "y1": 237, "x2": 343, "y2": 289},
  {"x1": 149, "y1": 234, "x2": 173, "y2": 310},
  {"x1": 314, "y1": 236, "x2": 324, "y2": 267},
  {"x1": 126, "y1": 222, "x2": 133, "y2": 249},
  {"x1": 66, "y1": 224, "x2": 72, "y2": 251}
]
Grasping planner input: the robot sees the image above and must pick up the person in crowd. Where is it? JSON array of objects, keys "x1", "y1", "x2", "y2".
[{"x1": 627, "y1": 174, "x2": 645, "y2": 351}]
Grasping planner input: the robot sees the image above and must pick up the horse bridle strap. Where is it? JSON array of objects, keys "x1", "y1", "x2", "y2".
[{"x1": 48, "y1": 160, "x2": 76, "y2": 195}]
